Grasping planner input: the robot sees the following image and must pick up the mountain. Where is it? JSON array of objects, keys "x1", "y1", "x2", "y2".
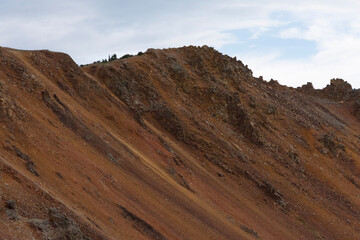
[{"x1": 0, "y1": 45, "x2": 359, "y2": 239}]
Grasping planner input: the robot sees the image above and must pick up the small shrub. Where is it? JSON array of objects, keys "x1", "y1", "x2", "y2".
[{"x1": 120, "y1": 54, "x2": 133, "y2": 59}]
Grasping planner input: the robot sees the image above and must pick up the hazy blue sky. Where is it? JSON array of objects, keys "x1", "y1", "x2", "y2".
[{"x1": 1, "y1": 0, "x2": 359, "y2": 88}]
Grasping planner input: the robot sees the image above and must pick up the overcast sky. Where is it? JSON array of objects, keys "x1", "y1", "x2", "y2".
[{"x1": 0, "y1": 0, "x2": 359, "y2": 89}]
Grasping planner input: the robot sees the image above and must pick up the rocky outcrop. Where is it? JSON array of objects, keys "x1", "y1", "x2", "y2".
[
  {"x1": 29, "y1": 208, "x2": 90, "y2": 240},
  {"x1": 298, "y1": 82, "x2": 316, "y2": 94},
  {"x1": 5, "y1": 200, "x2": 19, "y2": 221},
  {"x1": 118, "y1": 205, "x2": 167, "y2": 240},
  {"x1": 321, "y1": 78, "x2": 353, "y2": 101},
  {"x1": 226, "y1": 92, "x2": 262, "y2": 145},
  {"x1": 353, "y1": 99, "x2": 360, "y2": 121},
  {"x1": 298, "y1": 78, "x2": 353, "y2": 102}
]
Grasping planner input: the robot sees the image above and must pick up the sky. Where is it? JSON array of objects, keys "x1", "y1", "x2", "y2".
[{"x1": 0, "y1": 0, "x2": 359, "y2": 89}]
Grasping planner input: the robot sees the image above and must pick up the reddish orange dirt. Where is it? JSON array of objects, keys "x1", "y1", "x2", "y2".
[{"x1": 0, "y1": 46, "x2": 359, "y2": 239}]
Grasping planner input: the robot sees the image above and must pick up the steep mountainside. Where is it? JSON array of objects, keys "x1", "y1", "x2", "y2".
[{"x1": 0, "y1": 45, "x2": 359, "y2": 239}]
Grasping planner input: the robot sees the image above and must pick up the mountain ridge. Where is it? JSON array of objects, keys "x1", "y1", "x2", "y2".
[{"x1": 0, "y1": 45, "x2": 359, "y2": 239}]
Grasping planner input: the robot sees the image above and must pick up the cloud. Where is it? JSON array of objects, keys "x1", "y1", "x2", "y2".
[
  {"x1": 280, "y1": 27, "x2": 303, "y2": 39},
  {"x1": 226, "y1": 1, "x2": 360, "y2": 88},
  {"x1": 0, "y1": 0, "x2": 359, "y2": 88}
]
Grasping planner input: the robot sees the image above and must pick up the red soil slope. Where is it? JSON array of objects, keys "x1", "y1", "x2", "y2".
[{"x1": 0, "y1": 46, "x2": 359, "y2": 239}]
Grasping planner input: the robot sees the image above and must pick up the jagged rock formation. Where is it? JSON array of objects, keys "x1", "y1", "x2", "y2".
[
  {"x1": 298, "y1": 78, "x2": 360, "y2": 122},
  {"x1": 299, "y1": 78, "x2": 353, "y2": 101},
  {"x1": 28, "y1": 208, "x2": 89, "y2": 240},
  {"x1": 0, "y1": 46, "x2": 359, "y2": 239}
]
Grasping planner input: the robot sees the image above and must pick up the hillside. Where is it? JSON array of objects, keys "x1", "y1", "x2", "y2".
[{"x1": 0, "y1": 45, "x2": 359, "y2": 239}]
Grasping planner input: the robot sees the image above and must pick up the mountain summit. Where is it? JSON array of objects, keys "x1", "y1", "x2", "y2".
[{"x1": 0, "y1": 46, "x2": 359, "y2": 239}]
